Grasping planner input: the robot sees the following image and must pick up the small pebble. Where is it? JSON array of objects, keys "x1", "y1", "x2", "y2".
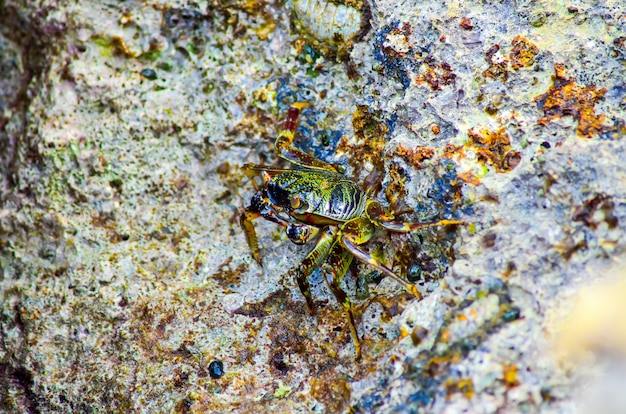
[
  {"x1": 208, "y1": 360, "x2": 225, "y2": 379},
  {"x1": 140, "y1": 69, "x2": 158, "y2": 80},
  {"x1": 411, "y1": 326, "x2": 429, "y2": 346}
]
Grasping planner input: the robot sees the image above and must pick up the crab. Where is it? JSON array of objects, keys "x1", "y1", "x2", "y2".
[{"x1": 240, "y1": 102, "x2": 462, "y2": 359}]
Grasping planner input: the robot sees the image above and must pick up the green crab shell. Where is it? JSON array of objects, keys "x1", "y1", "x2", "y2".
[{"x1": 266, "y1": 169, "x2": 368, "y2": 224}]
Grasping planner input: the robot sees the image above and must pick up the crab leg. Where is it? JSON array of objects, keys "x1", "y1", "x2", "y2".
[
  {"x1": 320, "y1": 241, "x2": 360, "y2": 360},
  {"x1": 287, "y1": 227, "x2": 336, "y2": 314},
  {"x1": 380, "y1": 218, "x2": 465, "y2": 232},
  {"x1": 366, "y1": 200, "x2": 464, "y2": 232},
  {"x1": 240, "y1": 194, "x2": 295, "y2": 265},
  {"x1": 240, "y1": 210, "x2": 263, "y2": 264},
  {"x1": 340, "y1": 236, "x2": 422, "y2": 300},
  {"x1": 275, "y1": 102, "x2": 338, "y2": 172},
  {"x1": 337, "y1": 216, "x2": 423, "y2": 299}
]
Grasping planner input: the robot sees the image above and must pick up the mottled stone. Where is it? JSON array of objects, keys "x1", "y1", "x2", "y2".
[{"x1": 0, "y1": 0, "x2": 625, "y2": 413}]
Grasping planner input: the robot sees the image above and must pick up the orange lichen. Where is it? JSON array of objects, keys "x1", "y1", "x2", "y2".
[
  {"x1": 413, "y1": 60, "x2": 457, "y2": 90},
  {"x1": 534, "y1": 63, "x2": 608, "y2": 137},
  {"x1": 509, "y1": 35, "x2": 539, "y2": 70},
  {"x1": 442, "y1": 144, "x2": 487, "y2": 183},
  {"x1": 444, "y1": 378, "x2": 474, "y2": 400},
  {"x1": 482, "y1": 44, "x2": 508, "y2": 81},
  {"x1": 467, "y1": 127, "x2": 521, "y2": 173},
  {"x1": 439, "y1": 328, "x2": 451, "y2": 343},
  {"x1": 388, "y1": 146, "x2": 435, "y2": 169},
  {"x1": 502, "y1": 364, "x2": 520, "y2": 388},
  {"x1": 457, "y1": 170, "x2": 481, "y2": 186},
  {"x1": 441, "y1": 143, "x2": 465, "y2": 159}
]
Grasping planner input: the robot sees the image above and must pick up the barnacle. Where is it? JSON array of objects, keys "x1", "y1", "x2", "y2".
[{"x1": 291, "y1": 0, "x2": 371, "y2": 57}]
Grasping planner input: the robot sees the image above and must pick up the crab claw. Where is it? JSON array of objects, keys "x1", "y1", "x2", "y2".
[{"x1": 240, "y1": 209, "x2": 262, "y2": 265}]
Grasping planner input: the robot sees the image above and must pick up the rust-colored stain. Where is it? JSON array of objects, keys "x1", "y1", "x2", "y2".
[
  {"x1": 459, "y1": 17, "x2": 474, "y2": 30},
  {"x1": 211, "y1": 257, "x2": 248, "y2": 291},
  {"x1": 365, "y1": 293, "x2": 413, "y2": 323},
  {"x1": 233, "y1": 288, "x2": 296, "y2": 318},
  {"x1": 381, "y1": 22, "x2": 412, "y2": 59},
  {"x1": 228, "y1": 107, "x2": 275, "y2": 141},
  {"x1": 501, "y1": 261, "x2": 517, "y2": 280},
  {"x1": 554, "y1": 231, "x2": 588, "y2": 260},
  {"x1": 467, "y1": 127, "x2": 521, "y2": 173},
  {"x1": 534, "y1": 63, "x2": 608, "y2": 137},
  {"x1": 481, "y1": 231, "x2": 497, "y2": 248},
  {"x1": 572, "y1": 193, "x2": 618, "y2": 229},
  {"x1": 91, "y1": 211, "x2": 125, "y2": 243},
  {"x1": 509, "y1": 35, "x2": 539, "y2": 70}
]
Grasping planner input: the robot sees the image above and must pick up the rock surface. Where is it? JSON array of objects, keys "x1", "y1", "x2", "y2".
[{"x1": 1, "y1": 0, "x2": 625, "y2": 412}]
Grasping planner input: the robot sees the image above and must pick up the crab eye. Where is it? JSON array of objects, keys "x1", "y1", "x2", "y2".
[
  {"x1": 286, "y1": 223, "x2": 310, "y2": 245},
  {"x1": 290, "y1": 196, "x2": 308, "y2": 212},
  {"x1": 290, "y1": 196, "x2": 301, "y2": 209}
]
